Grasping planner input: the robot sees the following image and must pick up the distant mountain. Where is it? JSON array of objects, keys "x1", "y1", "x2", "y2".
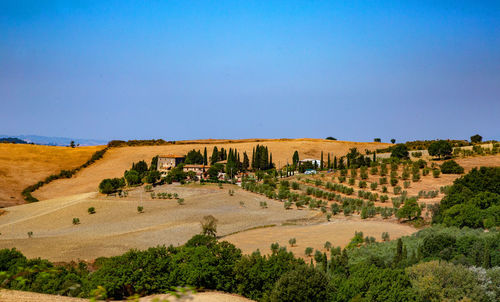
[
  {"x1": 0, "y1": 137, "x2": 29, "y2": 144},
  {"x1": 0, "y1": 134, "x2": 108, "y2": 146}
]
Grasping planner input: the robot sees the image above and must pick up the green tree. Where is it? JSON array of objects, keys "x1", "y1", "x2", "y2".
[
  {"x1": 203, "y1": 147, "x2": 208, "y2": 165},
  {"x1": 470, "y1": 134, "x2": 482, "y2": 144},
  {"x1": 391, "y1": 138, "x2": 396, "y2": 144},
  {"x1": 184, "y1": 149, "x2": 204, "y2": 164},
  {"x1": 428, "y1": 140, "x2": 452, "y2": 159},
  {"x1": 201, "y1": 215, "x2": 218, "y2": 237},
  {"x1": 396, "y1": 198, "x2": 421, "y2": 221},
  {"x1": 390, "y1": 144, "x2": 409, "y2": 159},
  {"x1": 210, "y1": 146, "x2": 219, "y2": 164},
  {"x1": 269, "y1": 265, "x2": 329, "y2": 302},
  {"x1": 292, "y1": 151, "x2": 299, "y2": 166},
  {"x1": 440, "y1": 160, "x2": 464, "y2": 174}
]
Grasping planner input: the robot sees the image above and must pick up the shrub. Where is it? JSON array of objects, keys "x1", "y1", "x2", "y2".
[
  {"x1": 305, "y1": 247, "x2": 313, "y2": 257},
  {"x1": 440, "y1": 160, "x2": 464, "y2": 174},
  {"x1": 370, "y1": 182, "x2": 378, "y2": 190},
  {"x1": 382, "y1": 186, "x2": 388, "y2": 193},
  {"x1": 87, "y1": 207, "x2": 96, "y2": 214},
  {"x1": 99, "y1": 178, "x2": 125, "y2": 194},
  {"x1": 403, "y1": 181, "x2": 410, "y2": 189},
  {"x1": 432, "y1": 169, "x2": 441, "y2": 178},
  {"x1": 379, "y1": 177, "x2": 388, "y2": 185},
  {"x1": 348, "y1": 178, "x2": 355, "y2": 185},
  {"x1": 72, "y1": 217, "x2": 80, "y2": 225},
  {"x1": 412, "y1": 172, "x2": 420, "y2": 182},
  {"x1": 137, "y1": 206, "x2": 144, "y2": 213},
  {"x1": 289, "y1": 238, "x2": 296, "y2": 247},
  {"x1": 391, "y1": 144, "x2": 409, "y2": 159},
  {"x1": 393, "y1": 186, "x2": 402, "y2": 195},
  {"x1": 381, "y1": 232, "x2": 390, "y2": 241},
  {"x1": 358, "y1": 181, "x2": 367, "y2": 188},
  {"x1": 390, "y1": 178, "x2": 398, "y2": 187},
  {"x1": 396, "y1": 198, "x2": 421, "y2": 221},
  {"x1": 411, "y1": 151, "x2": 423, "y2": 158}
]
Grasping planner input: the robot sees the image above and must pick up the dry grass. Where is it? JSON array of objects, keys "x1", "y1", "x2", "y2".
[
  {"x1": 0, "y1": 184, "x2": 315, "y2": 262},
  {"x1": 34, "y1": 139, "x2": 388, "y2": 200},
  {"x1": 224, "y1": 216, "x2": 416, "y2": 259},
  {"x1": 0, "y1": 144, "x2": 104, "y2": 206}
]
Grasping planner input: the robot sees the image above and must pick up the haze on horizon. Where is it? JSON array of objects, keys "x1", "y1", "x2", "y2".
[{"x1": 1, "y1": 1, "x2": 499, "y2": 143}]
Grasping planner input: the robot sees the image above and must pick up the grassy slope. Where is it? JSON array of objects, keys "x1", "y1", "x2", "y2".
[
  {"x1": 33, "y1": 139, "x2": 389, "y2": 200},
  {"x1": 0, "y1": 144, "x2": 104, "y2": 206}
]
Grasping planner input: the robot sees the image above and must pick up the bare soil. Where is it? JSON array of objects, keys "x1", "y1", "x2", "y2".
[
  {"x1": 224, "y1": 216, "x2": 416, "y2": 258},
  {"x1": 0, "y1": 184, "x2": 315, "y2": 262}
]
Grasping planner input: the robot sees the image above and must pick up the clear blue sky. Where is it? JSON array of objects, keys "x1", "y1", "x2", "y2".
[{"x1": 1, "y1": 1, "x2": 499, "y2": 142}]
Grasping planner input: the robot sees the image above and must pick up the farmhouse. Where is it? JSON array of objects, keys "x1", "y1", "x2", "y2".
[
  {"x1": 183, "y1": 164, "x2": 210, "y2": 175},
  {"x1": 157, "y1": 154, "x2": 185, "y2": 172},
  {"x1": 299, "y1": 158, "x2": 321, "y2": 166}
]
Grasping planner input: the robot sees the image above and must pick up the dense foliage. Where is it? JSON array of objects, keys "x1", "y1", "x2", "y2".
[
  {"x1": 1, "y1": 226, "x2": 499, "y2": 301},
  {"x1": 8, "y1": 162, "x2": 500, "y2": 301},
  {"x1": 390, "y1": 144, "x2": 409, "y2": 159},
  {"x1": 377, "y1": 139, "x2": 470, "y2": 153},
  {"x1": 0, "y1": 137, "x2": 29, "y2": 144},
  {"x1": 435, "y1": 167, "x2": 500, "y2": 228},
  {"x1": 440, "y1": 160, "x2": 464, "y2": 174}
]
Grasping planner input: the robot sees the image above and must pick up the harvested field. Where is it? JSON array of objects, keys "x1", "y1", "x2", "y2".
[
  {"x1": 0, "y1": 184, "x2": 315, "y2": 262},
  {"x1": 0, "y1": 144, "x2": 104, "y2": 206},
  {"x1": 224, "y1": 216, "x2": 416, "y2": 258},
  {"x1": 33, "y1": 139, "x2": 388, "y2": 200}
]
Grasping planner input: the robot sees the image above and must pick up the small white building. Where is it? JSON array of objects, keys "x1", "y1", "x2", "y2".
[{"x1": 299, "y1": 158, "x2": 321, "y2": 166}]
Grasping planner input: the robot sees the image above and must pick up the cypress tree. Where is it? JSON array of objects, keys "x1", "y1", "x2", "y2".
[
  {"x1": 211, "y1": 147, "x2": 219, "y2": 165},
  {"x1": 321, "y1": 151, "x2": 324, "y2": 170},
  {"x1": 292, "y1": 150, "x2": 299, "y2": 166},
  {"x1": 327, "y1": 153, "x2": 331, "y2": 169},
  {"x1": 334, "y1": 156, "x2": 338, "y2": 169},
  {"x1": 251, "y1": 147, "x2": 255, "y2": 170},
  {"x1": 243, "y1": 152, "x2": 249, "y2": 172},
  {"x1": 394, "y1": 238, "x2": 403, "y2": 265},
  {"x1": 203, "y1": 147, "x2": 208, "y2": 165},
  {"x1": 269, "y1": 153, "x2": 273, "y2": 169},
  {"x1": 373, "y1": 151, "x2": 376, "y2": 162}
]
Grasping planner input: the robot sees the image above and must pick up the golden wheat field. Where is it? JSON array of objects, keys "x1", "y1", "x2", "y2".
[
  {"x1": 0, "y1": 144, "x2": 104, "y2": 206},
  {"x1": 32, "y1": 139, "x2": 389, "y2": 200}
]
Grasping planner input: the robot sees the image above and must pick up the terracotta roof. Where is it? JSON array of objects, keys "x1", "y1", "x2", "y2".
[
  {"x1": 183, "y1": 164, "x2": 210, "y2": 168},
  {"x1": 159, "y1": 154, "x2": 185, "y2": 158}
]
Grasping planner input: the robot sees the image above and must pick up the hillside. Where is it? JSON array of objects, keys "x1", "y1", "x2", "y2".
[
  {"x1": 33, "y1": 139, "x2": 388, "y2": 200},
  {"x1": 0, "y1": 144, "x2": 104, "y2": 206}
]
